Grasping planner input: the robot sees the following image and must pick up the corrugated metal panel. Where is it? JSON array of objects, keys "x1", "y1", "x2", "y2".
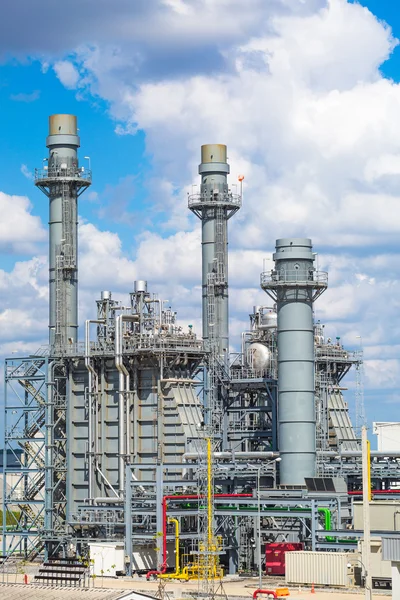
[
  {"x1": 328, "y1": 391, "x2": 359, "y2": 451},
  {"x1": 383, "y1": 537, "x2": 400, "y2": 562},
  {"x1": 285, "y1": 551, "x2": 351, "y2": 587}
]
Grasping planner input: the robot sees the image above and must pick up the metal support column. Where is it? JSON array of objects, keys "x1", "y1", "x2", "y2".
[{"x1": 125, "y1": 463, "x2": 133, "y2": 577}]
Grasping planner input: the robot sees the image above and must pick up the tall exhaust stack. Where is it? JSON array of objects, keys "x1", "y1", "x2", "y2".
[
  {"x1": 261, "y1": 238, "x2": 327, "y2": 485},
  {"x1": 35, "y1": 115, "x2": 91, "y2": 348},
  {"x1": 188, "y1": 145, "x2": 241, "y2": 357}
]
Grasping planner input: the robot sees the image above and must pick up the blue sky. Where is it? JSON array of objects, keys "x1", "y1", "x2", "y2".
[{"x1": 1, "y1": 0, "x2": 400, "y2": 441}]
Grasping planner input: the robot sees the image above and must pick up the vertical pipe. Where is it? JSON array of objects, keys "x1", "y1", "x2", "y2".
[
  {"x1": 115, "y1": 316, "x2": 125, "y2": 493},
  {"x1": 156, "y1": 465, "x2": 164, "y2": 569},
  {"x1": 367, "y1": 439, "x2": 372, "y2": 502},
  {"x1": 126, "y1": 373, "x2": 131, "y2": 461},
  {"x1": 311, "y1": 500, "x2": 317, "y2": 552},
  {"x1": 257, "y1": 467, "x2": 262, "y2": 589},
  {"x1": 85, "y1": 319, "x2": 104, "y2": 501},
  {"x1": 362, "y1": 426, "x2": 372, "y2": 599},
  {"x1": 125, "y1": 463, "x2": 133, "y2": 577},
  {"x1": 115, "y1": 315, "x2": 139, "y2": 493},
  {"x1": 168, "y1": 518, "x2": 180, "y2": 574}
]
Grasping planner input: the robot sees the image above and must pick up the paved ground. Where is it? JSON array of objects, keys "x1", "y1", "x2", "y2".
[
  {"x1": 0, "y1": 575, "x2": 392, "y2": 599},
  {"x1": 0, "y1": 583, "x2": 127, "y2": 600}
]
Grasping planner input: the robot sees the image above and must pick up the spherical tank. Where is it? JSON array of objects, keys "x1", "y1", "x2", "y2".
[
  {"x1": 247, "y1": 343, "x2": 271, "y2": 371},
  {"x1": 259, "y1": 311, "x2": 277, "y2": 330}
]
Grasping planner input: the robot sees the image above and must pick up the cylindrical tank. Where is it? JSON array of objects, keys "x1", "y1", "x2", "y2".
[
  {"x1": 134, "y1": 280, "x2": 147, "y2": 293},
  {"x1": 101, "y1": 291, "x2": 112, "y2": 301},
  {"x1": 259, "y1": 311, "x2": 277, "y2": 330},
  {"x1": 246, "y1": 342, "x2": 271, "y2": 371}
]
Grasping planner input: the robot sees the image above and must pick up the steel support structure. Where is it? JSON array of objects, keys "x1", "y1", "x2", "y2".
[{"x1": 2, "y1": 355, "x2": 48, "y2": 560}]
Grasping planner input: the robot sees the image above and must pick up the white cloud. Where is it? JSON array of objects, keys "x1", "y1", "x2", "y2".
[
  {"x1": 51, "y1": 0, "x2": 400, "y2": 257},
  {"x1": 0, "y1": 192, "x2": 46, "y2": 253},
  {"x1": 20, "y1": 164, "x2": 34, "y2": 181},
  {"x1": 0, "y1": 256, "x2": 48, "y2": 343},
  {"x1": 53, "y1": 60, "x2": 80, "y2": 89},
  {"x1": 161, "y1": 0, "x2": 192, "y2": 16}
]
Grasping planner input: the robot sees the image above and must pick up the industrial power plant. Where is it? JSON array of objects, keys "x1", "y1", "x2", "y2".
[{"x1": 3, "y1": 114, "x2": 400, "y2": 597}]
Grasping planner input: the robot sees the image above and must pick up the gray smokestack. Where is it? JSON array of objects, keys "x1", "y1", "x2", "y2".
[
  {"x1": 188, "y1": 144, "x2": 241, "y2": 357},
  {"x1": 261, "y1": 238, "x2": 327, "y2": 486},
  {"x1": 35, "y1": 114, "x2": 91, "y2": 348}
]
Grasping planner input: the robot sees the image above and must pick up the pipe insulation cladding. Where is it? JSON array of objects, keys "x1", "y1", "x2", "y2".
[{"x1": 261, "y1": 238, "x2": 327, "y2": 486}]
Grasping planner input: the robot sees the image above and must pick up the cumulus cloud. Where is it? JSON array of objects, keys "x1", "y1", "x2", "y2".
[
  {"x1": 48, "y1": 1, "x2": 399, "y2": 252},
  {"x1": 53, "y1": 60, "x2": 80, "y2": 88},
  {"x1": 0, "y1": 257, "x2": 48, "y2": 345},
  {"x1": 0, "y1": 192, "x2": 46, "y2": 253}
]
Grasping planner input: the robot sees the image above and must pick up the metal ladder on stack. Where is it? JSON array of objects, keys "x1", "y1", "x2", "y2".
[
  {"x1": 54, "y1": 181, "x2": 76, "y2": 348},
  {"x1": 55, "y1": 252, "x2": 65, "y2": 347},
  {"x1": 215, "y1": 206, "x2": 226, "y2": 286}
]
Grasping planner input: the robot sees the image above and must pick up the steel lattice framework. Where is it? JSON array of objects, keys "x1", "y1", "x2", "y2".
[{"x1": 2, "y1": 356, "x2": 48, "y2": 559}]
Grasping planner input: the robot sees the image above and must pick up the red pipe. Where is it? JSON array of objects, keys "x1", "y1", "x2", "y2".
[
  {"x1": 253, "y1": 590, "x2": 277, "y2": 599},
  {"x1": 146, "y1": 493, "x2": 252, "y2": 579},
  {"x1": 348, "y1": 489, "x2": 400, "y2": 495}
]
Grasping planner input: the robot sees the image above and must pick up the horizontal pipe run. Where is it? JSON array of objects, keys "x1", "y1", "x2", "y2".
[
  {"x1": 92, "y1": 498, "x2": 123, "y2": 504},
  {"x1": 183, "y1": 451, "x2": 279, "y2": 460},
  {"x1": 185, "y1": 450, "x2": 400, "y2": 460},
  {"x1": 321, "y1": 451, "x2": 400, "y2": 458}
]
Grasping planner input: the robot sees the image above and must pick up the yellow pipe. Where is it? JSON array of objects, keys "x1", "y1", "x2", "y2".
[
  {"x1": 367, "y1": 439, "x2": 372, "y2": 502},
  {"x1": 170, "y1": 517, "x2": 180, "y2": 574},
  {"x1": 159, "y1": 517, "x2": 185, "y2": 579}
]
